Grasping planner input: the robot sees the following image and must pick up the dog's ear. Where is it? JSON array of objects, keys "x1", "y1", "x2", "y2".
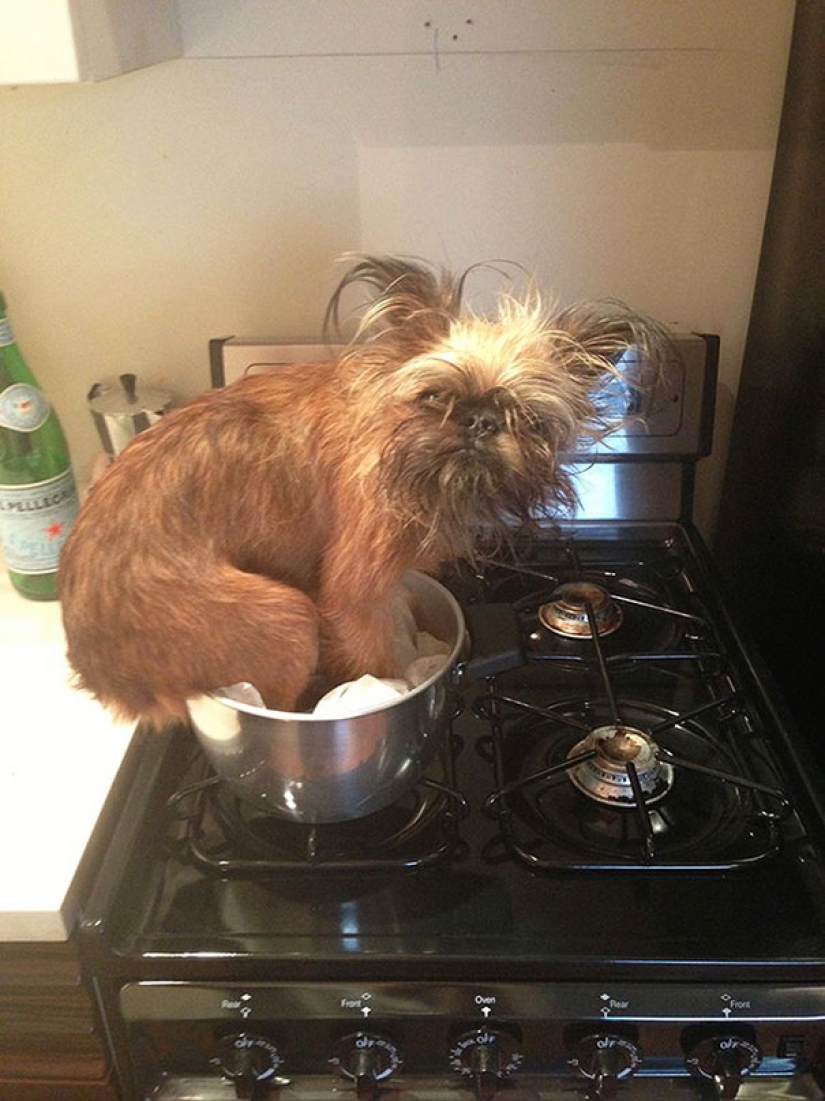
[
  {"x1": 324, "y1": 254, "x2": 464, "y2": 348},
  {"x1": 549, "y1": 298, "x2": 673, "y2": 372},
  {"x1": 546, "y1": 299, "x2": 674, "y2": 434}
]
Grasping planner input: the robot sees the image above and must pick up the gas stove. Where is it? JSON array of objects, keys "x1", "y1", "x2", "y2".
[{"x1": 78, "y1": 333, "x2": 825, "y2": 1101}]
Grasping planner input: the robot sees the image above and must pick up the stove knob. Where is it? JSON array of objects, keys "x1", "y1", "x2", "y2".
[
  {"x1": 683, "y1": 1033, "x2": 762, "y2": 1099},
  {"x1": 217, "y1": 1033, "x2": 285, "y2": 1099},
  {"x1": 449, "y1": 1027, "x2": 525, "y2": 1100},
  {"x1": 332, "y1": 1032, "x2": 403, "y2": 1099},
  {"x1": 567, "y1": 1033, "x2": 642, "y2": 1099}
]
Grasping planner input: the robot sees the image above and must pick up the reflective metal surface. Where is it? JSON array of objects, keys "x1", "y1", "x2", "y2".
[{"x1": 149, "y1": 1076, "x2": 825, "y2": 1100}]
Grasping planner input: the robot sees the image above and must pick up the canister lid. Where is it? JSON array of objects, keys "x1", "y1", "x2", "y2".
[{"x1": 88, "y1": 374, "x2": 171, "y2": 416}]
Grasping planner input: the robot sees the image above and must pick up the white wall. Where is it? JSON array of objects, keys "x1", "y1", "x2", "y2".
[{"x1": 0, "y1": 1, "x2": 794, "y2": 538}]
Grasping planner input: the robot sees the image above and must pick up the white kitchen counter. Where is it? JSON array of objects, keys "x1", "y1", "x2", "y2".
[{"x1": 0, "y1": 564, "x2": 134, "y2": 941}]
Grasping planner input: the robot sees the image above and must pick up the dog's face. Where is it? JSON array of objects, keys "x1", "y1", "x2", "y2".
[
  {"x1": 341, "y1": 306, "x2": 604, "y2": 558},
  {"x1": 327, "y1": 255, "x2": 669, "y2": 558}
]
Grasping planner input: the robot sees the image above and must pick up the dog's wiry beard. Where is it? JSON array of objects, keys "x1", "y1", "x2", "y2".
[{"x1": 376, "y1": 405, "x2": 574, "y2": 565}]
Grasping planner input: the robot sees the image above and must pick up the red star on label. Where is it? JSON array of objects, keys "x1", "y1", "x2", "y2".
[{"x1": 45, "y1": 522, "x2": 64, "y2": 540}]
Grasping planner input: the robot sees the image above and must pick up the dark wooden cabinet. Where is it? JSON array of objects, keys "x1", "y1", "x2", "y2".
[{"x1": 0, "y1": 941, "x2": 116, "y2": 1098}]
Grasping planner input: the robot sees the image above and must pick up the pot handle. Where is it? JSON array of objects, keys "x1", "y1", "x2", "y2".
[{"x1": 454, "y1": 602, "x2": 524, "y2": 684}]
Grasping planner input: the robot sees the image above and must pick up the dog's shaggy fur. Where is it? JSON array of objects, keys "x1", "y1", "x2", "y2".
[{"x1": 59, "y1": 255, "x2": 669, "y2": 725}]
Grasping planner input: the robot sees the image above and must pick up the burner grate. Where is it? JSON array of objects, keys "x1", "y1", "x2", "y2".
[
  {"x1": 166, "y1": 742, "x2": 469, "y2": 876},
  {"x1": 477, "y1": 541, "x2": 715, "y2": 673},
  {"x1": 470, "y1": 540, "x2": 793, "y2": 872},
  {"x1": 477, "y1": 690, "x2": 790, "y2": 871}
]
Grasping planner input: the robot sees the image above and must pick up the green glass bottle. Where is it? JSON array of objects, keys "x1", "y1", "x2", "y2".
[{"x1": 0, "y1": 293, "x2": 80, "y2": 600}]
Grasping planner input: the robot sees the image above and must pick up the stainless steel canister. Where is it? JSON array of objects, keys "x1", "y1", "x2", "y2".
[{"x1": 88, "y1": 373, "x2": 172, "y2": 457}]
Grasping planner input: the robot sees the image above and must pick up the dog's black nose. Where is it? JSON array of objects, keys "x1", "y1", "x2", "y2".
[{"x1": 459, "y1": 406, "x2": 501, "y2": 440}]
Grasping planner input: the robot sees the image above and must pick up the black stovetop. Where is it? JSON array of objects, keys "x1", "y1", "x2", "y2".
[{"x1": 79, "y1": 524, "x2": 825, "y2": 983}]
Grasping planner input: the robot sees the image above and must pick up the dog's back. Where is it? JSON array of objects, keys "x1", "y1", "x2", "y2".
[{"x1": 59, "y1": 367, "x2": 337, "y2": 723}]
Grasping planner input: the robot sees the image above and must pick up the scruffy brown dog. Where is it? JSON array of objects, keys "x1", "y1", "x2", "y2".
[{"x1": 59, "y1": 256, "x2": 668, "y2": 725}]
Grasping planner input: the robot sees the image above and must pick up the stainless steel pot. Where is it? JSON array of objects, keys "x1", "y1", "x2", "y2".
[{"x1": 187, "y1": 572, "x2": 468, "y2": 824}]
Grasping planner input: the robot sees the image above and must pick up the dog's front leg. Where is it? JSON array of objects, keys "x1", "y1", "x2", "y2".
[{"x1": 317, "y1": 552, "x2": 404, "y2": 684}]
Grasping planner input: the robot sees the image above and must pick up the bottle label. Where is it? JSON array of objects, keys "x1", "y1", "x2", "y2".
[
  {"x1": 0, "y1": 383, "x2": 50, "y2": 432},
  {"x1": 0, "y1": 317, "x2": 13, "y2": 347},
  {"x1": 0, "y1": 468, "x2": 79, "y2": 574}
]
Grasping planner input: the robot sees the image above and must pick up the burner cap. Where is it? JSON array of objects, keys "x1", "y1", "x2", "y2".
[
  {"x1": 567, "y1": 725, "x2": 673, "y2": 807},
  {"x1": 538, "y1": 582, "x2": 623, "y2": 638}
]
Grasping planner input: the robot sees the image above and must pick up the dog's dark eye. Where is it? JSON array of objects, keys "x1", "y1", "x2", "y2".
[{"x1": 417, "y1": 390, "x2": 445, "y2": 405}]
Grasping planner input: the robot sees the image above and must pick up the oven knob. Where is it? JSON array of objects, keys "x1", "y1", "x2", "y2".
[
  {"x1": 567, "y1": 1033, "x2": 642, "y2": 1099},
  {"x1": 683, "y1": 1033, "x2": 762, "y2": 1099},
  {"x1": 449, "y1": 1027, "x2": 525, "y2": 1100},
  {"x1": 332, "y1": 1032, "x2": 402, "y2": 1099},
  {"x1": 217, "y1": 1033, "x2": 285, "y2": 1099}
]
